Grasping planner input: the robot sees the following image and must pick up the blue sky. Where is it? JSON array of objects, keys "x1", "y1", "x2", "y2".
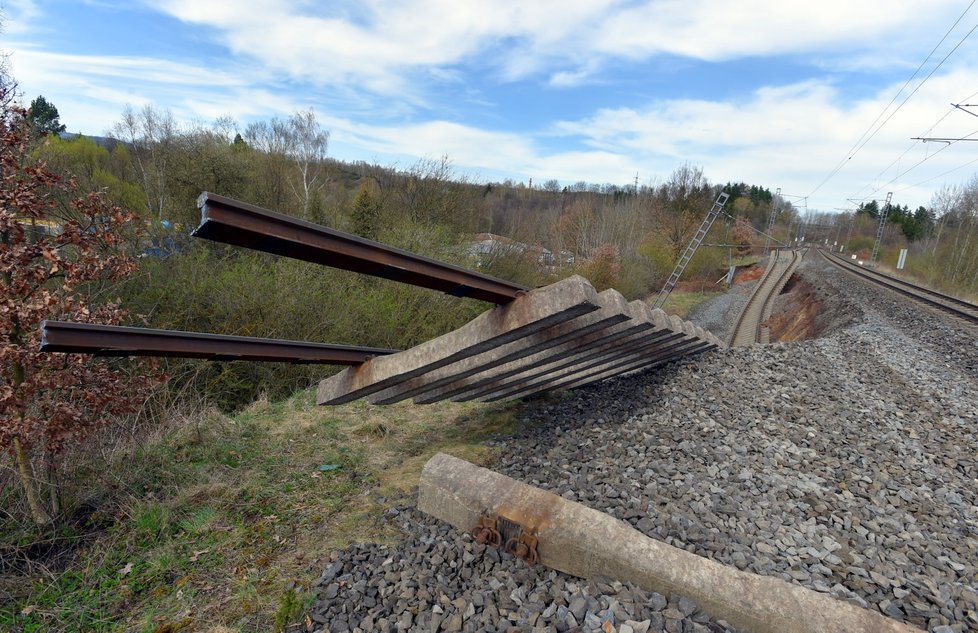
[{"x1": 5, "y1": 0, "x2": 978, "y2": 213}]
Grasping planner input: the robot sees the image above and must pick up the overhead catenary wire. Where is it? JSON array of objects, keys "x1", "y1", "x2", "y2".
[
  {"x1": 859, "y1": 128, "x2": 978, "y2": 201},
  {"x1": 848, "y1": 91, "x2": 978, "y2": 200},
  {"x1": 895, "y1": 154, "x2": 978, "y2": 193},
  {"x1": 807, "y1": 2, "x2": 977, "y2": 200}
]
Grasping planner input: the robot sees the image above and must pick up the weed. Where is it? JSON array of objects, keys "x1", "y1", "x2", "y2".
[
  {"x1": 273, "y1": 589, "x2": 311, "y2": 631},
  {"x1": 2, "y1": 389, "x2": 524, "y2": 631}
]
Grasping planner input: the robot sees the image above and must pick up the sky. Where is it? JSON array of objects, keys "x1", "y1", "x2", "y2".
[{"x1": 4, "y1": 0, "x2": 978, "y2": 214}]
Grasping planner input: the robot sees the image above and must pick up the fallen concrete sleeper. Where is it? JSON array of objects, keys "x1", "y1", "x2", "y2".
[{"x1": 419, "y1": 452, "x2": 921, "y2": 633}]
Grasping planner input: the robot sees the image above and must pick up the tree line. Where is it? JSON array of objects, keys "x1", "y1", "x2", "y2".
[{"x1": 10, "y1": 86, "x2": 978, "y2": 528}]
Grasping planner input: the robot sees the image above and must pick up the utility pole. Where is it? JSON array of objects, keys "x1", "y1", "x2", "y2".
[
  {"x1": 844, "y1": 214, "x2": 855, "y2": 252},
  {"x1": 870, "y1": 192, "x2": 893, "y2": 266},
  {"x1": 764, "y1": 188, "x2": 781, "y2": 254}
]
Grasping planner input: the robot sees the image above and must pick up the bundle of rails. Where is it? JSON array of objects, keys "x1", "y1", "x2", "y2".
[{"x1": 38, "y1": 193, "x2": 723, "y2": 404}]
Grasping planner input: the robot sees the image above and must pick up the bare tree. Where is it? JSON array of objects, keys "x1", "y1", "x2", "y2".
[
  {"x1": 654, "y1": 163, "x2": 715, "y2": 260},
  {"x1": 112, "y1": 104, "x2": 177, "y2": 220},
  {"x1": 286, "y1": 109, "x2": 329, "y2": 217},
  {"x1": 244, "y1": 109, "x2": 329, "y2": 219}
]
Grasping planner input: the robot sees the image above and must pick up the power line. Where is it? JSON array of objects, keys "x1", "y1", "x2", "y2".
[
  {"x1": 807, "y1": 1, "x2": 977, "y2": 199},
  {"x1": 847, "y1": 21, "x2": 978, "y2": 159},
  {"x1": 848, "y1": 96, "x2": 974, "y2": 199},
  {"x1": 895, "y1": 154, "x2": 978, "y2": 192},
  {"x1": 859, "y1": 128, "x2": 978, "y2": 201},
  {"x1": 911, "y1": 136, "x2": 978, "y2": 142}
]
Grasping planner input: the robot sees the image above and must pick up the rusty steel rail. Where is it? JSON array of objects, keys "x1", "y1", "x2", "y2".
[
  {"x1": 192, "y1": 192, "x2": 528, "y2": 305},
  {"x1": 40, "y1": 321, "x2": 398, "y2": 364}
]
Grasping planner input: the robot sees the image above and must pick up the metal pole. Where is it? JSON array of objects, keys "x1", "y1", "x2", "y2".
[{"x1": 870, "y1": 192, "x2": 893, "y2": 266}]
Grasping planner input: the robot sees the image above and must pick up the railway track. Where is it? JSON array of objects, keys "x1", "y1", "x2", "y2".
[
  {"x1": 729, "y1": 248, "x2": 804, "y2": 347},
  {"x1": 816, "y1": 248, "x2": 978, "y2": 327}
]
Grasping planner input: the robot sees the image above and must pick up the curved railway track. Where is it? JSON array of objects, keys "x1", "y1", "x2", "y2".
[
  {"x1": 816, "y1": 248, "x2": 978, "y2": 327},
  {"x1": 729, "y1": 248, "x2": 804, "y2": 347}
]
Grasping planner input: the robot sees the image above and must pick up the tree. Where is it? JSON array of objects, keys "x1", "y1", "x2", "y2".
[
  {"x1": 28, "y1": 95, "x2": 66, "y2": 136},
  {"x1": 0, "y1": 47, "x2": 16, "y2": 117},
  {"x1": 244, "y1": 109, "x2": 330, "y2": 219},
  {"x1": 857, "y1": 200, "x2": 880, "y2": 219},
  {"x1": 285, "y1": 109, "x2": 329, "y2": 217},
  {"x1": 654, "y1": 163, "x2": 715, "y2": 260},
  {"x1": 350, "y1": 178, "x2": 382, "y2": 240},
  {"x1": 731, "y1": 216, "x2": 755, "y2": 257},
  {"x1": 1, "y1": 105, "x2": 158, "y2": 526},
  {"x1": 111, "y1": 104, "x2": 177, "y2": 220},
  {"x1": 580, "y1": 242, "x2": 620, "y2": 291}
]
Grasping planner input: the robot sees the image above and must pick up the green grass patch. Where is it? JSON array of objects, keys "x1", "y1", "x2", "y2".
[
  {"x1": 2, "y1": 390, "x2": 522, "y2": 632},
  {"x1": 660, "y1": 290, "x2": 721, "y2": 318}
]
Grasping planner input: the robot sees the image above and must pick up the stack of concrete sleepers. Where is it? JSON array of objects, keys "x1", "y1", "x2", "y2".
[{"x1": 317, "y1": 275, "x2": 724, "y2": 405}]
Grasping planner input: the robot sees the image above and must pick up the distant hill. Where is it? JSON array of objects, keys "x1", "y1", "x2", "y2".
[{"x1": 58, "y1": 131, "x2": 123, "y2": 151}]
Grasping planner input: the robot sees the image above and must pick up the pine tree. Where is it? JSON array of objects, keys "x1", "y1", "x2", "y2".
[
  {"x1": 28, "y1": 95, "x2": 66, "y2": 136},
  {"x1": 351, "y1": 179, "x2": 381, "y2": 240}
]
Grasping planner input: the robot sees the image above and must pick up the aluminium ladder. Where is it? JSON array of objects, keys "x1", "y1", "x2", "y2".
[{"x1": 653, "y1": 192, "x2": 730, "y2": 309}]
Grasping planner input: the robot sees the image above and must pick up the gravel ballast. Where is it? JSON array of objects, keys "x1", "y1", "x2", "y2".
[
  {"x1": 306, "y1": 500, "x2": 740, "y2": 633},
  {"x1": 308, "y1": 252, "x2": 978, "y2": 633}
]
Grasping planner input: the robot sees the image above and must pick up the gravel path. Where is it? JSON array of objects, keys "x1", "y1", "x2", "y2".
[
  {"x1": 307, "y1": 252, "x2": 978, "y2": 633},
  {"x1": 686, "y1": 277, "x2": 756, "y2": 344}
]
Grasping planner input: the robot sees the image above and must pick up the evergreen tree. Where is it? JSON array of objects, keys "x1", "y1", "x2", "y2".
[
  {"x1": 28, "y1": 95, "x2": 66, "y2": 136},
  {"x1": 351, "y1": 179, "x2": 381, "y2": 240}
]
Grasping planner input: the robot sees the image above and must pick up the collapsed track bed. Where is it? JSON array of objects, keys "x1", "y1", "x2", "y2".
[
  {"x1": 307, "y1": 256, "x2": 978, "y2": 633},
  {"x1": 495, "y1": 256, "x2": 978, "y2": 632}
]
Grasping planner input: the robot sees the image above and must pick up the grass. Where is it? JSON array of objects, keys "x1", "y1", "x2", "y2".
[
  {"x1": 1, "y1": 390, "x2": 523, "y2": 632},
  {"x1": 659, "y1": 289, "x2": 722, "y2": 318}
]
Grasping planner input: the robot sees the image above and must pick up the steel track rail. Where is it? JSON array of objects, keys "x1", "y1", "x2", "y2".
[
  {"x1": 40, "y1": 321, "x2": 398, "y2": 364},
  {"x1": 817, "y1": 249, "x2": 978, "y2": 325},
  {"x1": 729, "y1": 249, "x2": 802, "y2": 347},
  {"x1": 757, "y1": 249, "x2": 804, "y2": 344},
  {"x1": 192, "y1": 193, "x2": 528, "y2": 305}
]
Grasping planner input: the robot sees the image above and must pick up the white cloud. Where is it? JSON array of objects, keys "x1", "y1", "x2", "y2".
[
  {"x1": 145, "y1": 0, "x2": 968, "y2": 96},
  {"x1": 591, "y1": 1, "x2": 961, "y2": 61},
  {"x1": 553, "y1": 67, "x2": 978, "y2": 209},
  {"x1": 6, "y1": 45, "x2": 298, "y2": 133},
  {"x1": 1, "y1": 0, "x2": 40, "y2": 35}
]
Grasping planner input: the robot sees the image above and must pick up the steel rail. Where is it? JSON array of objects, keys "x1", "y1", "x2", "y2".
[
  {"x1": 818, "y1": 249, "x2": 978, "y2": 324},
  {"x1": 757, "y1": 249, "x2": 804, "y2": 344},
  {"x1": 40, "y1": 321, "x2": 398, "y2": 365},
  {"x1": 729, "y1": 250, "x2": 782, "y2": 346},
  {"x1": 192, "y1": 192, "x2": 529, "y2": 305},
  {"x1": 729, "y1": 249, "x2": 803, "y2": 346}
]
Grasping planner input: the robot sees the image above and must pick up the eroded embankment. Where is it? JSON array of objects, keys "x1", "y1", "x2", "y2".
[
  {"x1": 765, "y1": 276, "x2": 825, "y2": 342},
  {"x1": 697, "y1": 254, "x2": 863, "y2": 345}
]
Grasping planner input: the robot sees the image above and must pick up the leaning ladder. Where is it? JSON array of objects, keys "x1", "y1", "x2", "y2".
[
  {"x1": 870, "y1": 191, "x2": 893, "y2": 266},
  {"x1": 653, "y1": 192, "x2": 730, "y2": 309}
]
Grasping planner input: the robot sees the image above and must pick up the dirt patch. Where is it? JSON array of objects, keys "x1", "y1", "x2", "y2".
[
  {"x1": 733, "y1": 263, "x2": 765, "y2": 284},
  {"x1": 765, "y1": 276, "x2": 825, "y2": 342}
]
